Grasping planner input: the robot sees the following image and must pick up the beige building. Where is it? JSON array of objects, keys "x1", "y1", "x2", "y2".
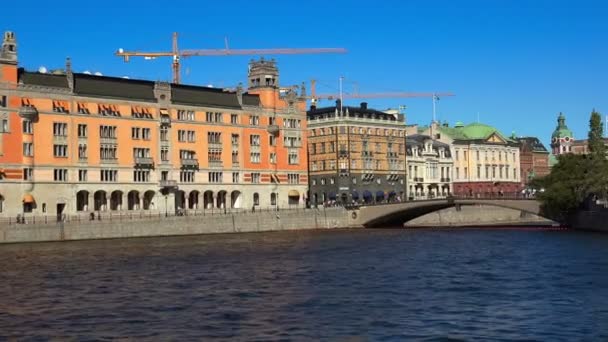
[{"x1": 405, "y1": 134, "x2": 453, "y2": 200}]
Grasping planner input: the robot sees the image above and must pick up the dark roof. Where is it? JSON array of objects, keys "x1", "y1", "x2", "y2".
[
  {"x1": 73, "y1": 73, "x2": 156, "y2": 101},
  {"x1": 307, "y1": 104, "x2": 397, "y2": 121},
  {"x1": 515, "y1": 137, "x2": 549, "y2": 153},
  {"x1": 407, "y1": 134, "x2": 450, "y2": 148},
  {"x1": 242, "y1": 93, "x2": 260, "y2": 106},
  {"x1": 172, "y1": 85, "x2": 241, "y2": 109},
  {"x1": 19, "y1": 70, "x2": 69, "y2": 88}
]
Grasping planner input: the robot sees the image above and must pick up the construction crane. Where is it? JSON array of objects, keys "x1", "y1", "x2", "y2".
[
  {"x1": 115, "y1": 32, "x2": 347, "y2": 84},
  {"x1": 310, "y1": 79, "x2": 455, "y2": 105}
]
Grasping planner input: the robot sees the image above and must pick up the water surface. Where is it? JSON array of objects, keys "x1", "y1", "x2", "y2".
[{"x1": 1, "y1": 228, "x2": 607, "y2": 341}]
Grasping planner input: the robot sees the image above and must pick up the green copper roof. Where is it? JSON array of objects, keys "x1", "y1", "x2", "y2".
[
  {"x1": 551, "y1": 112, "x2": 573, "y2": 139},
  {"x1": 438, "y1": 122, "x2": 513, "y2": 142}
]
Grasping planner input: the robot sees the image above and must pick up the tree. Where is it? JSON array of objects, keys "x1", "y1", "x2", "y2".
[{"x1": 588, "y1": 109, "x2": 605, "y2": 157}]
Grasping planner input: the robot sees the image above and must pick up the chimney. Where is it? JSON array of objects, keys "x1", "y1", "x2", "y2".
[{"x1": 360, "y1": 102, "x2": 368, "y2": 110}]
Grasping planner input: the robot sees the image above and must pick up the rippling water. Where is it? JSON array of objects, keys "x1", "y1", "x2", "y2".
[{"x1": 1, "y1": 228, "x2": 608, "y2": 341}]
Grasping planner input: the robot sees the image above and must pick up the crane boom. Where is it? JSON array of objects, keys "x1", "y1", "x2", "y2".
[
  {"x1": 115, "y1": 32, "x2": 347, "y2": 84},
  {"x1": 315, "y1": 92, "x2": 455, "y2": 100},
  {"x1": 181, "y1": 48, "x2": 347, "y2": 57}
]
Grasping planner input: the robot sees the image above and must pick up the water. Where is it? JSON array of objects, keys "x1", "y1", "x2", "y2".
[{"x1": 1, "y1": 228, "x2": 608, "y2": 341}]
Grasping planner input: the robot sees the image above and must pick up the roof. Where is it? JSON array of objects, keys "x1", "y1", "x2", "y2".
[
  {"x1": 73, "y1": 73, "x2": 156, "y2": 101},
  {"x1": 406, "y1": 134, "x2": 451, "y2": 148},
  {"x1": 242, "y1": 93, "x2": 261, "y2": 106},
  {"x1": 172, "y1": 84, "x2": 241, "y2": 109},
  {"x1": 19, "y1": 70, "x2": 69, "y2": 89},
  {"x1": 437, "y1": 122, "x2": 516, "y2": 144},
  {"x1": 552, "y1": 113, "x2": 573, "y2": 139},
  {"x1": 515, "y1": 137, "x2": 549, "y2": 153},
  {"x1": 307, "y1": 103, "x2": 399, "y2": 121}
]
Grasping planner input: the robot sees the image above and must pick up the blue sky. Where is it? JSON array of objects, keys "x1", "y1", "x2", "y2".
[{"x1": 4, "y1": 0, "x2": 607, "y2": 147}]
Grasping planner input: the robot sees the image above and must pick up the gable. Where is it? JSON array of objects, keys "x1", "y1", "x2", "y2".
[{"x1": 486, "y1": 132, "x2": 506, "y2": 144}]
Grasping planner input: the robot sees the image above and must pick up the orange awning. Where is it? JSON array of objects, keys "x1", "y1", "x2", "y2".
[
  {"x1": 288, "y1": 190, "x2": 300, "y2": 197},
  {"x1": 22, "y1": 194, "x2": 35, "y2": 203}
]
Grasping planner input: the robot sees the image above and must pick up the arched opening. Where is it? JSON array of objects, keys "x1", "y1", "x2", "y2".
[
  {"x1": 288, "y1": 190, "x2": 300, "y2": 206},
  {"x1": 253, "y1": 193, "x2": 260, "y2": 206},
  {"x1": 143, "y1": 190, "x2": 155, "y2": 210},
  {"x1": 375, "y1": 191, "x2": 385, "y2": 203},
  {"x1": 340, "y1": 192, "x2": 348, "y2": 205},
  {"x1": 362, "y1": 190, "x2": 372, "y2": 204},
  {"x1": 128, "y1": 190, "x2": 140, "y2": 210},
  {"x1": 388, "y1": 191, "x2": 397, "y2": 202},
  {"x1": 0, "y1": 194, "x2": 3, "y2": 213},
  {"x1": 110, "y1": 190, "x2": 123, "y2": 210},
  {"x1": 76, "y1": 190, "x2": 89, "y2": 211},
  {"x1": 203, "y1": 191, "x2": 214, "y2": 209},
  {"x1": 270, "y1": 192, "x2": 277, "y2": 206},
  {"x1": 175, "y1": 190, "x2": 186, "y2": 211},
  {"x1": 313, "y1": 193, "x2": 318, "y2": 206},
  {"x1": 230, "y1": 191, "x2": 242, "y2": 209},
  {"x1": 189, "y1": 190, "x2": 200, "y2": 209},
  {"x1": 217, "y1": 190, "x2": 227, "y2": 209},
  {"x1": 94, "y1": 190, "x2": 107, "y2": 211}
]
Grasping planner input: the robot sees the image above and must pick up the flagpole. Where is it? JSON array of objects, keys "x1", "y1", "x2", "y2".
[{"x1": 432, "y1": 93, "x2": 436, "y2": 123}]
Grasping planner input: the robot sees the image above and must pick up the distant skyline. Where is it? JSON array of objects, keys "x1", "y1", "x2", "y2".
[{"x1": 3, "y1": 0, "x2": 607, "y2": 147}]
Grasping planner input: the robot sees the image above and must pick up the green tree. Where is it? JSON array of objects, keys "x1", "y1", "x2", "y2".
[{"x1": 588, "y1": 109, "x2": 605, "y2": 157}]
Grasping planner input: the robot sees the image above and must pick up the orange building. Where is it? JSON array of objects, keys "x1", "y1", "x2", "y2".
[{"x1": 0, "y1": 32, "x2": 308, "y2": 219}]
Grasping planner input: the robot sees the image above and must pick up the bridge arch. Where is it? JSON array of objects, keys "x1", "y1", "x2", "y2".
[{"x1": 353, "y1": 199, "x2": 551, "y2": 228}]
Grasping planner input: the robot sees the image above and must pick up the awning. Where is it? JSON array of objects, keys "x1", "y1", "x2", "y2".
[
  {"x1": 328, "y1": 192, "x2": 337, "y2": 200},
  {"x1": 288, "y1": 190, "x2": 300, "y2": 197},
  {"x1": 375, "y1": 191, "x2": 385, "y2": 199},
  {"x1": 388, "y1": 191, "x2": 397, "y2": 196},
  {"x1": 22, "y1": 194, "x2": 35, "y2": 203},
  {"x1": 362, "y1": 190, "x2": 372, "y2": 199},
  {"x1": 351, "y1": 191, "x2": 359, "y2": 199},
  {"x1": 159, "y1": 108, "x2": 169, "y2": 115}
]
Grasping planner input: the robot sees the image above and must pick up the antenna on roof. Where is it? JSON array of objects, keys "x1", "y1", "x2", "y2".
[{"x1": 38, "y1": 66, "x2": 47, "y2": 74}]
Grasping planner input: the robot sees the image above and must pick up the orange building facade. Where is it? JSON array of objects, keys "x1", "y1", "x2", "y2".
[{"x1": 0, "y1": 32, "x2": 308, "y2": 218}]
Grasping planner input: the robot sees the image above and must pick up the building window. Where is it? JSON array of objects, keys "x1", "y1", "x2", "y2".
[
  {"x1": 142, "y1": 128, "x2": 151, "y2": 140},
  {"x1": 100, "y1": 169, "x2": 118, "y2": 182},
  {"x1": 77, "y1": 102, "x2": 90, "y2": 114},
  {"x1": 249, "y1": 115, "x2": 259, "y2": 126},
  {"x1": 253, "y1": 193, "x2": 260, "y2": 206},
  {"x1": 161, "y1": 147, "x2": 169, "y2": 161},
  {"x1": 352, "y1": 177, "x2": 357, "y2": 184},
  {"x1": 312, "y1": 179, "x2": 317, "y2": 186},
  {"x1": 250, "y1": 134, "x2": 261, "y2": 146},
  {"x1": 208, "y1": 149, "x2": 222, "y2": 163},
  {"x1": 53, "y1": 169, "x2": 68, "y2": 182},
  {"x1": 52, "y1": 100, "x2": 69, "y2": 113},
  {"x1": 160, "y1": 127, "x2": 169, "y2": 141},
  {"x1": 209, "y1": 172, "x2": 223, "y2": 183},
  {"x1": 0, "y1": 95, "x2": 6, "y2": 107},
  {"x1": 1, "y1": 119, "x2": 8, "y2": 133},
  {"x1": 99, "y1": 125, "x2": 117, "y2": 139},
  {"x1": 205, "y1": 111, "x2": 222, "y2": 122},
  {"x1": 22, "y1": 120, "x2": 33, "y2": 134},
  {"x1": 179, "y1": 130, "x2": 196, "y2": 142},
  {"x1": 133, "y1": 147, "x2": 151, "y2": 159},
  {"x1": 232, "y1": 151, "x2": 239, "y2": 164},
  {"x1": 78, "y1": 124, "x2": 87, "y2": 138},
  {"x1": 53, "y1": 144, "x2": 68, "y2": 158},
  {"x1": 78, "y1": 169, "x2": 87, "y2": 182},
  {"x1": 78, "y1": 144, "x2": 87, "y2": 160},
  {"x1": 100, "y1": 145, "x2": 117, "y2": 160},
  {"x1": 288, "y1": 151, "x2": 299, "y2": 165},
  {"x1": 132, "y1": 127, "x2": 141, "y2": 139},
  {"x1": 231, "y1": 134, "x2": 239, "y2": 146},
  {"x1": 288, "y1": 174, "x2": 300, "y2": 184},
  {"x1": 23, "y1": 142, "x2": 33, "y2": 157},
  {"x1": 180, "y1": 170, "x2": 195, "y2": 183},
  {"x1": 251, "y1": 173, "x2": 260, "y2": 183},
  {"x1": 270, "y1": 152, "x2": 277, "y2": 164},
  {"x1": 133, "y1": 170, "x2": 151, "y2": 182},
  {"x1": 23, "y1": 168, "x2": 33, "y2": 181},
  {"x1": 250, "y1": 152, "x2": 261, "y2": 163},
  {"x1": 321, "y1": 178, "x2": 326, "y2": 185},
  {"x1": 232, "y1": 172, "x2": 239, "y2": 183},
  {"x1": 177, "y1": 109, "x2": 195, "y2": 121},
  {"x1": 207, "y1": 132, "x2": 221, "y2": 144},
  {"x1": 271, "y1": 193, "x2": 277, "y2": 205},
  {"x1": 53, "y1": 122, "x2": 68, "y2": 136},
  {"x1": 231, "y1": 114, "x2": 239, "y2": 124},
  {"x1": 269, "y1": 135, "x2": 276, "y2": 146}
]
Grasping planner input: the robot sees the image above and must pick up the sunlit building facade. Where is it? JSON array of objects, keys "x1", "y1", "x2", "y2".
[{"x1": 0, "y1": 32, "x2": 308, "y2": 218}]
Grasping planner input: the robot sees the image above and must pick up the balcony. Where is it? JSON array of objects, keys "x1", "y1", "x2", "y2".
[
  {"x1": 100, "y1": 158, "x2": 118, "y2": 164},
  {"x1": 339, "y1": 150, "x2": 349, "y2": 158},
  {"x1": 100, "y1": 137, "x2": 117, "y2": 145},
  {"x1": 19, "y1": 105, "x2": 38, "y2": 121},
  {"x1": 209, "y1": 160, "x2": 223, "y2": 168},
  {"x1": 159, "y1": 179, "x2": 177, "y2": 188},
  {"x1": 250, "y1": 145, "x2": 261, "y2": 152},
  {"x1": 387, "y1": 152, "x2": 398, "y2": 158},
  {"x1": 441, "y1": 177, "x2": 451, "y2": 182},
  {"x1": 414, "y1": 177, "x2": 424, "y2": 182},
  {"x1": 53, "y1": 135, "x2": 68, "y2": 144},
  {"x1": 135, "y1": 157, "x2": 154, "y2": 168},
  {"x1": 362, "y1": 151, "x2": 373, "y2": 157},
  {"x1": 160, "y1": 114, "x2": 171, "y2": 127},
  {"x1": 181, "y1": 158, "x2": 199, "y2": 169},
  {"x1": 208, "y1": 142, "x2": 223, "y2": 149},
  {"x1": 232, "y1": 162, "x2": 240, "y2": 168},
  {"x1": 267, "y1": 124, "x2": 280, "y2": 136}
]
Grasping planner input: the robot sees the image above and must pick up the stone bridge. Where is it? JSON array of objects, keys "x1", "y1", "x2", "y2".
[{"x1": 348, "y1": 198, "x2": 549, "y2": 228}]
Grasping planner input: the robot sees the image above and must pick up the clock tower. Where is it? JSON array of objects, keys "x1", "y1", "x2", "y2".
[{"x1": 550, "y1": 113, "x2": 574, "y2": 155}]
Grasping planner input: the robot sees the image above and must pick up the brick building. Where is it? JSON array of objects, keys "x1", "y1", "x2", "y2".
[{"x1": 514, "y1": 136, "x2": 550, "y2": 187}]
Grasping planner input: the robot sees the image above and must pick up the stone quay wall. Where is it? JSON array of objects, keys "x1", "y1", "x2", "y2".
[
  {"x1": 0, "y1": 208, "x2": 352, "y2": 244},
  {"x1": 404, "y1": 205, "x2": 552, "y2": 227}
]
